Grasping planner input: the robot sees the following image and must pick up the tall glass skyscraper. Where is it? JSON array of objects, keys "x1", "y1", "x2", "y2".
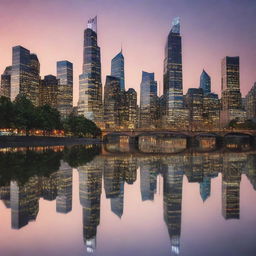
[
  {"x1": 104, "y1": 76, "x2": 121, "y2": 129},
  {"x1": 111, "y1": 50, "x2": 125, "y2": 91},
  {"x1": 57, "y1": 60, "x2": 73, "y2": 118},
  {"x1": 163, "y1": 18, "x2": 189, "y2": 128},
  {"x1": 78, "y1": 17, "x2": 103, "y2": 126},
  {"x1": 11, "y1": 46, "x2": 40, "y2": 106},
  {"x1": 220, "y1": 56, "x2": 246, "y2": 127},
  {"x1": 139, "y1": 71, "x2": 157, "y2": 128},
  {"x1": 199, "y1": 70, "x2": 211, "y2": 95}
]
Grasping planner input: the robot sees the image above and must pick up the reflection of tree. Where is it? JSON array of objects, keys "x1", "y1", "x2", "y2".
[
  {"x1": 63, "y1": 145, "x2": 101, "y2": 168},
  {"x1": 0, "y1": 149, "x2": 62, "y2": 186}
]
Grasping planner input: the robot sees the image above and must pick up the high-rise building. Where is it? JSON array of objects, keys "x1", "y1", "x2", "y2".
[
  {"x1": 57, "y1": 61, "x2": 73, "y2": 118},
  {"x1": 200, "y1": 70, "x2": 211, "y2": 95},
  {"x1": 111, "y1": 50, "x2": 125, "y2": 91},
  {"x1": 78, "y1": 17, "x2": 103, "y2": 126},
  {"x1": 185, "y1": 88, "x2": 204, "y2": 130},
  {"x1": 220, "y1": 56, "x2": 246, "y2": 127},
  {"x1": 0, "y1": 66, "x2": 12, "y2": 98},
  {"x1": 245, "y1": 82, "x2": 256, "y2": 119},
  {"x1": 125, "y1": 88, "x2": 138, "y2": 129},
  {"x1": 11, "y1": 46, "x2": 40, "y2": 105},
  {"x1": 139, "y1": 71, "x2": 158, "y2": 128},
  {"x1": 39, "y1": 75, "x2": 59, "y2": 108},
  {"x1": 104, "y1": 76, "x2": 121, "y2": 129},
  {"x1": 163, "y1": 18, "x2": 189, "y2": 128}
]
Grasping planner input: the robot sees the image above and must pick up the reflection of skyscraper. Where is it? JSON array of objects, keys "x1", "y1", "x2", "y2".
[
  {"x1": 78, "y1": 157, "x2": 103, "y2": 253},
  {"x1": 111, "y1": 50, "x2": 125, "y2": 91},
  {"x1": 56, "y1": 161, "x2": 73, "y2": 214},
  {"x1": 57, "y1": 60, "x2": 73, "y2": 118},
  {"x1": 10, "y1": 177, "x2": 39, "y2": 229},
  {"x1": 111, "y1": 181, "x2": 124, "y2": 218},
  {"x1": 78, "y1": 16, "x2": 102, "y2": 126},
  {"x1": 200, "y1": 177, "x2": 211, "y2": 202},
  {"x1": 40, "y1": 172, "x2": 58, "y2": 201},
  {"x1": 140, "y1": 165, "x2": 157, "y2": 201},
  {"x1": 163, "y1": 164, "x2": 183, "y2": 255},
  {"x1": 0, "y1": 185, "x2": 11, "y2": 208},
  {"x1": 222, "y1": 155, "x2": 242, "y2": 219}
]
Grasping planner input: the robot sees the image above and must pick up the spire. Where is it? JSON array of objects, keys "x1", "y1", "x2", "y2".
[
  {"x1": 171, "y1": 17, "x2": 180, "y2": 34},
  {"x1": 87, "y1": 16, "x2": 97, "y2": 33}
]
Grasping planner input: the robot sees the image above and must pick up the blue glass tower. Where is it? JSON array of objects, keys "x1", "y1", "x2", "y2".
[
  {"x1": 111, "y1": 50, "x2": 125, "y2": 91},
  {"x1": 199, "y1": 70, "x2": 211, "y2": 95},
  {"x1": 140, "y1": 71, "x2": 157, "y2": 127}
]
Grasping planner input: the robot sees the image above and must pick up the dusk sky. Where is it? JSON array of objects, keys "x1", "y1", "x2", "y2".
[{"x1": 0, "y1": 0, "x2": 256, "y2": 105}]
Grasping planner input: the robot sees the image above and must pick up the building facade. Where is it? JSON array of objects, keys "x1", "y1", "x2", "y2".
[
  {"x1": 245, "y1": 82, "x2": 256, "y2": 120},
  {"x1": 220, "y1": 57, "x2": 245, "y2": 127},
  {"x1": 163, "y1": 18, "x2": 189, "y2": 128},
  {"x1": 0, "y1": 66, "x2": 12, "y2": 98},
  {"x1": 199, "y1": 70, "x2": 211, "y2": 95},
  {"x1": 139, "y1": 71, "x2": 158, "y2": 128},
  {"x1": 78, "y1": 17, "x2": 103, "y2": 127},
  {"x1": 111, "y1": 50, "x2": 125, "y2": 91},
  {"x1": 56, "y1": 61, "x2": 73, "y2": 118},
  {"x1": 11, "y1": 46, "x2": 40, "y2": 106},
  {"x1": 104, "y1": 76, "x2": 121, "y2": 129}
]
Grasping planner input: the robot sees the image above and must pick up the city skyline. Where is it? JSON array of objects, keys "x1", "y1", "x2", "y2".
[{"x1": 0, "y1": 0, "x2": 256, "y2": 105}]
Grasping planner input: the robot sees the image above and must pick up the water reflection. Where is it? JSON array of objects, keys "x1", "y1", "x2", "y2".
[{"x1": 0, "y1": 144, "x2": 256, "y2": 255}]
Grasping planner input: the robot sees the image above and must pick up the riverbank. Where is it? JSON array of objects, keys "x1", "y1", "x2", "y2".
[{"x1": 0, "y1": 136, "x2": 102, "y2": 148}]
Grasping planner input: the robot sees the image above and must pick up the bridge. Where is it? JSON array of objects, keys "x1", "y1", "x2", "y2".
[{"x1": 102, "y1": 129, "x2": 256, "y2": 138}]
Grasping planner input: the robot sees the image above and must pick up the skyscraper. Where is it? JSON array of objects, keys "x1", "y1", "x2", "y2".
[
  {"x1": 163, "y1": 18, "x2": 189, "y2": 128},
  {"x1": 78, "y1": 16, "x2": 103, "y2": 126},
  {"x1": 104, "y1": 76, "x2": 121, "y2": 128},
  {"x1": 245, "y1": 82, "x2": 256, "y2": 119},
  {"x1": 57, "y1": 60, "x2": 73, "y2": 118},
  {"x1": 0, "y1": 66, "x2": 12, "y2": 98},
  {"x1": 11, "y1": 46, "x2": 40, "y2": 106},
  {"x1": 39, "y1": 75, "x2": 58, "y2": 108},
  {"x1": 111, "y1": 50, "x2": 125, "y2": 91},
  {"x1": 139, "y1": 71, "x2": 158, "y2": 128},
  {"x1": 199, "y1": 70, "x2": 211, "y2": 95},
  {"x1": 220, "y1": 57, "x2": 246, "y2": 127},
  {"x1": 125, "y1": 88, "x2": 138, "y2": 129}
]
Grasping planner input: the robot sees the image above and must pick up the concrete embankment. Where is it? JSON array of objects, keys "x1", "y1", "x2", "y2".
[{"x1": 0, "y1": 136, "x2": 101, "y2": 148}]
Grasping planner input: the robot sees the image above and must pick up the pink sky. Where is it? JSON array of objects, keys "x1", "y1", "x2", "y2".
[{"x1": 0, "y1": 0, "x2": 255, "y2": 105}]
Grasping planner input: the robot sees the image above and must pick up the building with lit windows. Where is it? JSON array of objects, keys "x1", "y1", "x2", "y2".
[
  {"x1": 220, "y1": 56, "x2": 246, "y2": 127},
  {"x1": 0, "y1": 66, "x2": 12, "y2": 98},
  {"x1": 56, "y1": 60, "x2": 73, "y2": 118},
  {"x1": 10, "y1": 46, "x2": 40, "y2": 106},
  {"x1": 125, "y1": 88, "x2": 138, "y2": 129},
  {"x1": 78, "y1": 17, "x2": 103, "y2": 127},
  {"x1": 163, "y1": 17, "x2": 189, "y2": 128},
  {"x1": 111, "y1": 50, "x2": 125, "y2": 91},
  {"x1": 245, "y1": 82, "x2": 256, "y2": 120},
  {"x1": 139, "y1": 71, "x2": 158, "y2": 128},
  {"x1": 104, "y1": 76, "x2": 121, "y2": 129},
  {"x1": 39, "y1": 75, "x2": 58, "y2": 108}
]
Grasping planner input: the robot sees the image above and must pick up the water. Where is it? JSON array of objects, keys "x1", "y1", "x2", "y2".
[{"x1": 0, "y1": 144, "x2": 256, "y2": 256}]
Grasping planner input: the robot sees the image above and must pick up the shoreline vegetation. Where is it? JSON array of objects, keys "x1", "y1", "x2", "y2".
[{"x1": 0, "y1": 95, "x2": 102, "y2": 138}]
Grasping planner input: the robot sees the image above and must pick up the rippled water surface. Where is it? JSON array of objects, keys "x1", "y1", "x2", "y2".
[{"x1": 0, "y1": 143, "x2": 256, "y2": 256}]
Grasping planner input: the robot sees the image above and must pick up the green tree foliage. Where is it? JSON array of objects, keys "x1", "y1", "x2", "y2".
[
  {"x1": 0, "y1": 95, "x2": 101, "y2": 137},
  {"x1": 228, "y1": 118, "x2": 256, "y2": 130},
  {"x1": 63, "y1": 113, "x2": 102, "y2": 138},
  {"x1": 0, "y1": 96, "x2": 15, "y2": 128}
]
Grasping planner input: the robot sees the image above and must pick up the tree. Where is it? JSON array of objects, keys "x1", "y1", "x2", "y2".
[
  {"x1": 0, "y1": 96, "x2": 15, "y2": 128},
  {"x1": 63, "y1": 113, "x2": 101, "y2": 138},
  {"x1": 13, "y1": 95, "x2": 37, "y2": 135},
  {"x1": 36, "y1": 105, "x2": 62, "y2": 134}
]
